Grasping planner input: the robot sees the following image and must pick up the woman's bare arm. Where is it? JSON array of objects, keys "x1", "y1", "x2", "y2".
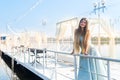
[{"x1": 84, "y1": 30, "x2": 91, "y2": 54}]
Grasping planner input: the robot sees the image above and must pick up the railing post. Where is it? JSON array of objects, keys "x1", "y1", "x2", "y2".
[
  {"x1": 107, "y1": 61, "x2": 110, "y2": 80},
  {"x1": 44, "y1": 48, "x2": 47, "y2": 67},
  {"x1": 55, "y1": 52, "x2": 57, "y2": 80},
  {"x1": 43, "y1": 48, "x2": 46, "y2": 74},
  {"x1": 23, "y1": 48, "x2": 25, "y2": 63},
  {"x1": 88, "y1": 58, "x2": 92, "y2": 80},
  {"x1": 34, "y1": 49, "x2": 37, "y2": 68},
  {"x1": 74, "y1": 54, "x2": 77, "y2": 80},
  {"x1": 28, "y1": 48, "x2": 30, "y2": 63}
]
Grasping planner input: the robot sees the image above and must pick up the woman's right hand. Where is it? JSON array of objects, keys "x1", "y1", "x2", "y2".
[{"x1": 71, "y1": 52, "x2": 74, "y2": 55}]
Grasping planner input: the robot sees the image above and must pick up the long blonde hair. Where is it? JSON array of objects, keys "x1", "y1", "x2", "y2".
[{"x1": 74, "y1": 18, "x2": 90, "y2": 53}]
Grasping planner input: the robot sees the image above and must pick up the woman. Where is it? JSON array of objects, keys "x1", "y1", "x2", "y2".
[{"x1": 72, "y1": 18, "x2": 107, "y2": 80}]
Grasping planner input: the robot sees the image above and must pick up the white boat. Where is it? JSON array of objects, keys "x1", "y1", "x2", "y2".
[{"x1": 1, "y1": 47, "x2": 120, "y2": 80}]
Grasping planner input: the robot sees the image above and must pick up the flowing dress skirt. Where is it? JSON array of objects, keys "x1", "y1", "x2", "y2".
[{"x1": 78, "y1": 45, "x2": 107, "y2": 80}]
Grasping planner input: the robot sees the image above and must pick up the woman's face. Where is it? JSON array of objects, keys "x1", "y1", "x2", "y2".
[{"x1": 80, "y1": 19, "x2": 87, "y2": 28}]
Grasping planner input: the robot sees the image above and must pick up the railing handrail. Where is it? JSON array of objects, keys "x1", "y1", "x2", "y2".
[{"x1": 39, "y1": 49, "x2": 120, "y2": 63}]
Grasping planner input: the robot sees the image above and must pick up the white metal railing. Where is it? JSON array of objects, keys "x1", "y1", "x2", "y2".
[{"x1": 27, "y1": 48, "x2": 120, "y2": 80}]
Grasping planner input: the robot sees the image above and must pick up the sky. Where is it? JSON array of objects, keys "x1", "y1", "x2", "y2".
[{"x1": 0, "y1": 0, "x2": 120, "y2": 36}]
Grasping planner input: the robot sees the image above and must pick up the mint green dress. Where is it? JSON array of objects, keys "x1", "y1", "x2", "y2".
[{"x1": 78, "y1": 36, "x2": 107, "y2": 80}]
